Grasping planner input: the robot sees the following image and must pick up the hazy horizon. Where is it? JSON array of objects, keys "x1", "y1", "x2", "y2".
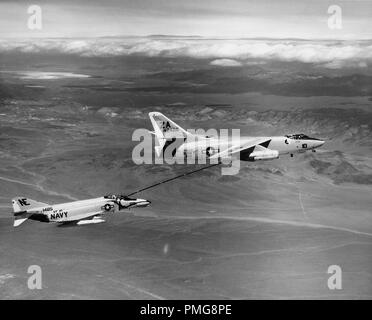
[
  {"x1": 1, "y1": 0, "x2": 371, "y2": 39},
  {"x1": 1, "y1": 35, "x2": 372, "y2": 40}
]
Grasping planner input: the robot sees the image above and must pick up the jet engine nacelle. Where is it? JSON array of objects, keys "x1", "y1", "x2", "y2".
[{"x1": 247, "y1": 150, "x2": 279, "y2": 161}]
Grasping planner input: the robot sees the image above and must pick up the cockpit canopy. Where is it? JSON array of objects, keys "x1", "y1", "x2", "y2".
[
  {"x1": 104, "y1": 194, "x2": 136, "y2": 201},
  {"x1": 285, "y1": 133, "x2": 320, "y2": 140}
]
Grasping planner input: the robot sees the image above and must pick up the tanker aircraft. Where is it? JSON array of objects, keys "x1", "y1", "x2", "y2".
[{"x1": 149, "y1": 112, "x2": 325, "y2": 162}]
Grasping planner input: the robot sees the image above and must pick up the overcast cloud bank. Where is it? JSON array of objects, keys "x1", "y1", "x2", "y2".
[{"x1": 0, "y1": 38, "x2": 371, "y2": 68}]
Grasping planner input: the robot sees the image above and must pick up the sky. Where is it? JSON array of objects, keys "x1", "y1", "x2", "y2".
[{"x1": 0, "y1": 0, "x2": 371, "y2": 39}]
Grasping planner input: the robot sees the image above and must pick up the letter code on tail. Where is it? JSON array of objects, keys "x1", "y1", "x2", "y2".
[{"x1": 18, "y1": 198, "x2": 30, "y2": 206}]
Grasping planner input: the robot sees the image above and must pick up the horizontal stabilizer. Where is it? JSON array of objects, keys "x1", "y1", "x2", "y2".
[{"x1": 13, "y1": 217, "x2": 28, "y2": 227}]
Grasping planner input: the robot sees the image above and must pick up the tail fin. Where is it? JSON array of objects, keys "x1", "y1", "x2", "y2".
[
  {"x1": 12, "y1": 197, "x2": 48, "y2": 227},
  {"x1": 148, "y1": 112, "x2": 193, "y2": 157}
]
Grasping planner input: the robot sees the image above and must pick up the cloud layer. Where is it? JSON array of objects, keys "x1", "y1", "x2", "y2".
[
  {"x1": 0, "y1": 38, "x2": 371, "y2": 68},
  {"x1": 210, "y1": 59, "x2": 242, "y2": 67}
]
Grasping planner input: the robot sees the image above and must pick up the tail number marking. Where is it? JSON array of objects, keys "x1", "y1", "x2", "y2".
[{"x1": 18, "y1": 198, "x2": 30, "y2": 206}]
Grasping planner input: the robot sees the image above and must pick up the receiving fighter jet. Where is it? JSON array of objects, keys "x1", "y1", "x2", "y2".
[
  {"x1": 149, "y1": 112, "x2": 325, "y2": 162},
  {"x1": 12, "y1": 194, "x2": 150, "y2": 227}
]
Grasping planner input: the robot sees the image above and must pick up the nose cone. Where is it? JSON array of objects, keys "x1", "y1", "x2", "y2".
[
  {"x1": 134, "y1": 199, "x2": 151, "y2": 207},
  {"x1": 316, "y1": 140, "x2": 325, "y2": 148}
]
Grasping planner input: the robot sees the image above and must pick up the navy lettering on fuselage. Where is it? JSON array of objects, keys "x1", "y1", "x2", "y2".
[{"x1": 50, "y1": 212, "x2": 68, "y2": 219}]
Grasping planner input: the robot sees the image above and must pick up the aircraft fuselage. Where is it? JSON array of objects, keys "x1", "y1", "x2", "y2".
[
  {"x1": 12, "y1": 195, "x2": 151, "y2": 227},
  {"x1": 178, "y1": 134, "x2": 324, "y2": 160}
]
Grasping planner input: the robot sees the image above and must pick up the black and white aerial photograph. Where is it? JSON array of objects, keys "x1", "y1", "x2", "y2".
[{"x1": 0, "y1": 0, "x2": 371, "y2": 304}]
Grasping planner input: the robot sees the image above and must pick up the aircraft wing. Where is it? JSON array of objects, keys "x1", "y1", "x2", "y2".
[{"x1": 208, "y1": 137, "x2": 270, "y2": 159}]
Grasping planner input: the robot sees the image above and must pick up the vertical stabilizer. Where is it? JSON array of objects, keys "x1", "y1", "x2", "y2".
[
  {"x1": 148, "y1": 112, "x2": 192, "y2": 157},
  {"x1": 12, "y1": 197, "x2": 49, "y2": 227}
]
